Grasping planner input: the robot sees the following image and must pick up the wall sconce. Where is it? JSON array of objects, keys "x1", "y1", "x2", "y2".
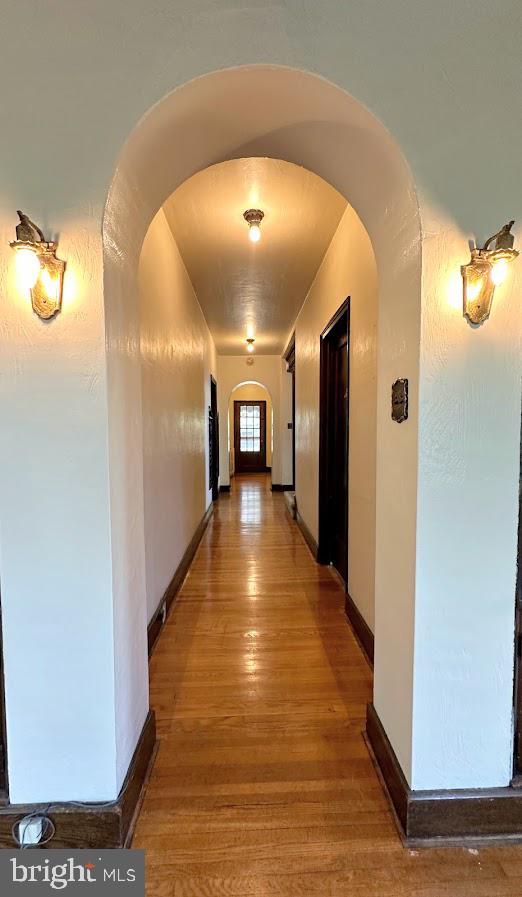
[
  {"x1": 243, "y1": 209, "x2": 264, "y2": 243},
  {"x1": 10, "y1": 211, "x2": 66, "y2": 319},
  {"x1": 461, "y1": 221, "x2": 518, "y2": 325},
  {"x1": 246, "y1": 337, "x2": 255, "y2": 353}
]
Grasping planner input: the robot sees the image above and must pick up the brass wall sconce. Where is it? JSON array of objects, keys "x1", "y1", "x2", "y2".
[
  {"x1": 461, "y1": 221, "x2": 518, "y2": 325},
  {"x1": 10, "y1": 211, "x2": 66, "y2": 319}
]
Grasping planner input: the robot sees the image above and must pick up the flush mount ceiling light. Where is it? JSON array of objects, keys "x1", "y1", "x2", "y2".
[
  {"x1": 243, "y1": 208, "x2": 264, "y2": 243},
  {"x1": 246, "y1": 337, "x2": 255, "y2": 353},
  {"x1": 461, "y1": 220, "x2": 518, "y2": 325},
  {"x1": 10, "y1": 211, "x2": 66, "y2": 320}
]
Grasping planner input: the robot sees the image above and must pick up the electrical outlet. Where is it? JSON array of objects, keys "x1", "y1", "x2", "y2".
[{"x1": 18, "y1": 816, "x2": 44, "y2": 846}]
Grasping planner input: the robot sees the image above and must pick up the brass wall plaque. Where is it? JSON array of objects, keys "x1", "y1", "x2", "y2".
[{"x1": 391, "y1": 378, "x2": 408, "y2": 423}]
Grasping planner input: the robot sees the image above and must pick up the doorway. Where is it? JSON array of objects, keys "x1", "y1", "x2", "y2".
[
  {"x1": 318, "y1": 299, "x2": 350, "y2": 585},
  {"x1": 284, "y1": 335, "x2": 296, "y2": 490},
  {"x1": 209, "y1": 376, "x2": 219, "y2": 501},
  {"x1": 234, "y1": 401, "x2": 267, "y2": 473}
]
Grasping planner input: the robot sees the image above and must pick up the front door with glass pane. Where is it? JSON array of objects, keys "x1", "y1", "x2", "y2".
[{"x1": 234, "y1": 400, "x2": 267, "y2": 473}]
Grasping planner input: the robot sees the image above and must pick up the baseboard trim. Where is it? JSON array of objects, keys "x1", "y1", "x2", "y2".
[
  {"x1": 271, "y1": 484, "x2": 294, "y2": 492},
  {"x1": 295, "y1": 510, "x2": 319, "y2": 560},
  {"x1": 0, "y1": 710, "x2": 157, "y2": 849},
  {"x1": 366, "y1": 702, "x2": 522, "y2": 843},
  {"x1": 219, "y1": 484, "x2": 231, "y2": 493},
  {"x1": 345, "y1": 593, "x2": 374, "y2": 666},
  {"x1": 147, "y1": 504, "x2": 213, "y2": 656}
]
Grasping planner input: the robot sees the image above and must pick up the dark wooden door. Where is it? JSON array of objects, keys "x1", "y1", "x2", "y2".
[
  {"x1": 234, "y1": 401, "x2": 267, "y2": 473},
  {"x1": 318, "y1": 300, "x2": 350, "y2": 585},
  {"x1": 209, "y1": 377, "x2": 219, "y2": 501}
]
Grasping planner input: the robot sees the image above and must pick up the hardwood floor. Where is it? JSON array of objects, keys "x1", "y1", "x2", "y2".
[{"x1": 134, "y1": 473, "x2": 522, "y2": 895}]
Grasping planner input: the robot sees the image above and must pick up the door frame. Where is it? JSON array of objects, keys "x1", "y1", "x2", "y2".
[
  {"x1": 284, "y1": 335, "x2": 296, "y2": 490},
  {"x1": 233, "y1": 400, "x2": 268, "y2": 473},
  {"x1": 317, "y1": 298, "x2": 350, "y2": 584},
  {"x1": 209, "y1": 376, "x2": 219, "y2": 501}
]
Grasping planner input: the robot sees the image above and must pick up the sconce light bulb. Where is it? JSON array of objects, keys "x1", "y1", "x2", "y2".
[
  {"x1": 41, "y1": 267, "x2": 58, "y2": 301},
  {"x1": 249, "y1": 224, "x2": 261, "y2": 243},
  {"x1": 466, "y1": 278, "x2": 483, "y2": 302},
  {"x1": 15, "y1": 248, "x2": 40, "y2": 290},
  {"x1": 491, "y1": 258, "x2": 508, "y2": 286},
  {"x1": 247, "y1": 343, "x2": 254, "y2": 353}
]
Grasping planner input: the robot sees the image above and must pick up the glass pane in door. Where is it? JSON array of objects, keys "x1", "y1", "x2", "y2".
[{"x1": 239, "y1": 404, "x2": 260, "y2": 452}]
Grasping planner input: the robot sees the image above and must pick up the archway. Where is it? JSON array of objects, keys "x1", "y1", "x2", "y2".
[
  {"x1": 103, "y1": 63, "x2": 422, "y2": 788},
  {"x1": 228, "y1": 381, "x2": 273, "y2": 481}
]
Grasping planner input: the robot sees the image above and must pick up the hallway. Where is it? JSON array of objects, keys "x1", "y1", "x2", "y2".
[{"x1": 134, "y1": 475, "x2": 522, "y2": 896}]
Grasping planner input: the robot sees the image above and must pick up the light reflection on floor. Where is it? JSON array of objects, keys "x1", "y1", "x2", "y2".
[{"x1": 239, "y1": 478, "x2": 263, "y2": 525}]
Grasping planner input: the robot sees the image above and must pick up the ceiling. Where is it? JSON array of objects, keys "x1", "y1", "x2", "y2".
[{"x1": 163, "y1": 158, "x2": 346, "y2": 355}]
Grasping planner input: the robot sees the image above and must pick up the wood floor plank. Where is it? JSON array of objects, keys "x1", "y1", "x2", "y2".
[{"x1": 133, "y1": 473, "x2": 522, "y2": 896}]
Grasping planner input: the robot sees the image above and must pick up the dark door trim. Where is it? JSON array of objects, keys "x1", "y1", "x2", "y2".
[
  {"x1": 318, "y1": 298, "x2": 350, "y2": 584},
  {"x1": 234, "y1": 400, "x2": 267, "y2": 473},
  {"x1": 209, "y1": 376, "x2": 219, "y2": 502},
  {"x1": 284, "y1": 335, "x2": 296, "y2": 490}
]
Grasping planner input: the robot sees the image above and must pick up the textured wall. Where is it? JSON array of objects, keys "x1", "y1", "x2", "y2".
[
  {"x1": 295, "y1": 206, "x2": 378, "y2": 631},
  {"x1": 410, "y1": 203, "x2": 521, "y2": 789},
  {"x1": 0, "y1": 221, "x2": 119, "y2": 803},
  {"x1": 229, "y1": 383, "x2": 273, "y2": 473},
  {"x1": 139, "y1": 209, "x2": 216, "y2": 624}
]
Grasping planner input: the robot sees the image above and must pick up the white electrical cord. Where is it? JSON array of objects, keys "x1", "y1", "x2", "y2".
[
  {"x1": 11, "y1": 798, "x2": 120, "y2": 848},
  {"x1": 12, "y1": 805, "x2": 55, "y2": 848}
]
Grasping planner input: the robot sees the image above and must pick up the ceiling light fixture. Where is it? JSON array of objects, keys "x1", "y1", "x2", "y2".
[
  {"x1": 243, "y1": 209, "x2": 264, "y2": 244},
  {"x1": 246, "y1": 337, "x2": 255, "y2": 353}
]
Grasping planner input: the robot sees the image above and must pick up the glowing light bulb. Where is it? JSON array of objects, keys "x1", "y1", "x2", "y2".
[
  {"x1": 41, "y1": 267, "x2": 58, "y2": 300},
  {"x1": 249, "y1": 224, "x2": 261, "y2": 243},
  {"x1": 466, "y1": 278, "x2": 483, "y2": 301},
  {"x1": 247, "y1": 342, "x2": 254, "y2": 353},
  {"x1": 15, "y1": 248, "x2": 40, "y2": 291},
  {"x1": 491, "y1": 258, "x2": 508, "y2": 286}
]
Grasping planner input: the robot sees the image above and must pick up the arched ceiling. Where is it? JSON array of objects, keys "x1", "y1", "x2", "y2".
[{"x1": 162, "y1": 158, "x2": 346, "y2": 354}]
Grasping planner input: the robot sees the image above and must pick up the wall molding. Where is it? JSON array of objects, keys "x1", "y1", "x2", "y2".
[
  {"x1": 219, "y1": 484, "x2": 231, "y2": 492},
  {"x1": 345, "y1": 593, "x2": 374, "y2": 666},
  {"x1": 147, "y1": 504, "x2": 213, "y2": 656},
  {"x1": 271, "y1": 484, "x2": 294, "y2": 492},
  {"x1": 295, "y1": 510, "x2": 319, "y2": 560},
  {"x1": 366, "y1": 702, "x2": 522, "y2": 844},
  {"x1": 0, "y1": 711, "x2": 156, "y2": 849}
]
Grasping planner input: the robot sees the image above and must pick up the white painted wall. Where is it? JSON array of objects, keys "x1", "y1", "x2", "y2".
[
  {"x1": 228, "y1": 383, "x2": 272, "y2": 474},
  {"x1": 0, "y1": 2, "x2": 520, "y2": 800},
  {"x1": 139, "y1": 209, "x2": 216, "y2": 624},
  {"x1": 0, "y1": 224, "x2": 120, "y2": 803},
  {"x1": 410, "y1": 204, "x2": 521, "y2": 789},
  {"x1": 217, "y1": 357, "x2": 283, "y2": 488},
  {"x1": 294, "y1": 206, "x2": 378, "y2": 631}
]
